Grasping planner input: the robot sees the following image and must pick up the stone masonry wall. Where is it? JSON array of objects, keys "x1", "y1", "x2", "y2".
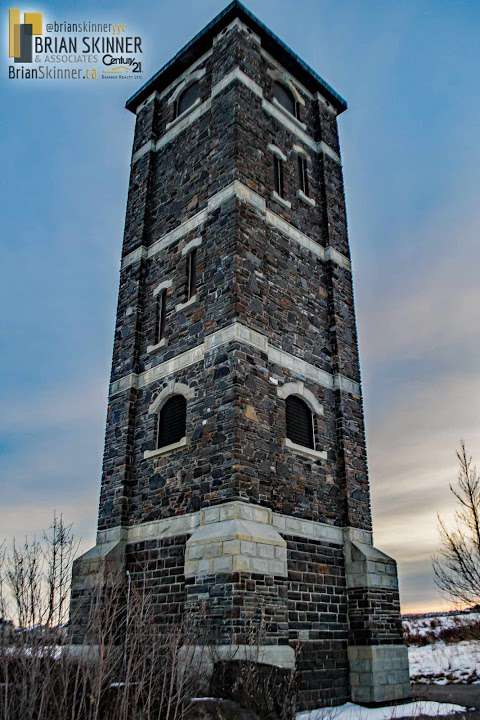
[
  {"x1": 185, "y1": 571, "x2": 289, "y2": 646},
  {"x1": 348, "y1": 586, "x2": 403, "y2": 646},
  {"x1": 286, "y1": 534, "x2": 349, "y2": 708},
  {"x1": 125, "y1": 535, "x2": 188, "y2": 627},
  {"x1": 72, "y1": 15, "x2": 410, "y2": 710},
  {"x1": 97, "y1": 21, "x2": 372, "y2": 533}
]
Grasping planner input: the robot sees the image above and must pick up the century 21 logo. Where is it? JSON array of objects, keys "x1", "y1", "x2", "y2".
[{"x1": 8, "y1": 8, "x2": 43, "y2": 63}]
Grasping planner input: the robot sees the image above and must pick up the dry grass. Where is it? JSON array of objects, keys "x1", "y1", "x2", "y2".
[
  {"x1": 403, "y1": 618, "x2": 480, "y2": 647},
  {"x1": 1, "y1": 576, "x2": 297, "y2": 720}
]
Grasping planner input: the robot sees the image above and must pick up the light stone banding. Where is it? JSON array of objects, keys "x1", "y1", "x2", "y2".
[
  {"x1": 92, "y1": 500, "x2": 398, "y2": 591},
  {"x1": 96, "y1": 501, "x2": 350, "y2": 547},
  {"x1": 109, "y1": 321, "x2": 360, "y2": 398},
  {"x1": 132, "y1": 65, "x2": 340, "y2": 164},
  {"x1": 121, "y1": 180, "x2": 350, "y2": 271}
]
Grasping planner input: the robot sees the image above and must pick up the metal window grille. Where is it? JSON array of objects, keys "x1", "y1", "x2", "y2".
[
  {"x1": 286, "y1": 395, "x2": 315, "y2": 449},
  {"x1": 157, "y1": 395, "x2": 186, "y2": 448}
]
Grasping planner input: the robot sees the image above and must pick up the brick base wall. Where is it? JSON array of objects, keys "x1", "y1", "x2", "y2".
[
  {"x1": 285, "y1": 534, "x2": 350, "y2": 708},
  {"x1": 348, "y1": 586, "x2": 403, "y2": 646},
  {"x1": 70, "y1": 512, "x2": 409, "y2": 709},
  {"x1": 125, "y1": 534, "x2": 188, "y2": 626},
  {"x1": 185, "y1": 571, "x2": 289, "y2": 646}
]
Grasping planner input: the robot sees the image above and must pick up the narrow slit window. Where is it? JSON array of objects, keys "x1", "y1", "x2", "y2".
[
  {"x1": 154, "y1": 289, "x2": 167, "y2": 345},
  {"x1": 186, "y1": 248, "x2": 197, "y2": 301},
  {"x1": 157, "y1": 395, "x2": 186, "y2": 449},
  {"x1": 273, "y1": 156, "x2": 284, "y2": 197},
  {"x1": 298, "y1": 155, "x2": 310, "y2": 197},
  {"x1": 286, "y1": 395, "x2": 315, "y2": 450}
]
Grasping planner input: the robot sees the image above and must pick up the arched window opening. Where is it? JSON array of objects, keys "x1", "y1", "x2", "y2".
[
  {"x1": 286, "y1": 395, "x2": 314, "y2": 450},
  {"x1": 157, "y1": 395, "x2": 186, "y2": 449},
  {"x1": 177, "y1": 81, "x2": 201, "y2": 117},
  {"x1": 273, "y1": 81, "x2": 299, "y2": 119}
]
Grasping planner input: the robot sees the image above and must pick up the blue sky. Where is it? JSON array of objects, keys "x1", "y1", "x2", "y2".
[{"x1": 1, "y1": 0, "x2": 479, "y2": 612}]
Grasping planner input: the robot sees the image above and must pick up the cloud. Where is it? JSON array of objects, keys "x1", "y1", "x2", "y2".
[
  {"x1": 1, "y1": 500, "x2": 96, "y2": 558},
  {"x1": 0, "y1": 377, "x2": 105, "y2": 549},
  {"x1": 358, "y1": 189, "x2": 480, "y2": 611},
  {"x1": 360, "y1": 223, "x2": 480, "y2": 370},
  {"x1": 370, "y1": 371, "x2": 480, "y2": 611},
  {"x1": 0, "y1": 377, "x2": 107, "y2": 435}
]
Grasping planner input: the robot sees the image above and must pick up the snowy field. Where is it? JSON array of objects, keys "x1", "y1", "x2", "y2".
[
  {"x1": 404, "y1": 611, "x2": 480, "y2": 685},
  {"x1": 297, "y1": 701, "x2": 466, "y2": 720},
  {"x1": 403, "y1": 613, "x2": 480, "y2": 642},
  {"x1": 408, "y1": 641, "x2": 480, "y2": 685}
]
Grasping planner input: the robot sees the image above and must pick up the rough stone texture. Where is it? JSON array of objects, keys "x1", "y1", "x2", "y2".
[
  {"x1": 70, "y1": 13, "x2": 408, "y2": 710},
  {"x1": 285, "y1": 534, "x2": 350, "y2": 708},
  {"x1": 97, "y1": 22, "x2": 371, "y2": 534},
  {"x1": 348, "y1": 587, "x2": 403, "y2": 646},
  {"x1": 125, "y1": 534, "x2": 188, "y2": 627},
  {"x1": 70, "y1": 538, "x2": 126, "y2": 643},
  {"x1": 348, "y1": 645, "x2": 411, "y2": 704}
]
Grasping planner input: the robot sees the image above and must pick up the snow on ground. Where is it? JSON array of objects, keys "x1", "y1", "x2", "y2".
[
  {"x1": 403, "y1": 610, "x2": 480, "y2": 684},
  {"x1": 409, "y1": 640, "x2": 480, "y2": 685},
  {"x1": 296, "y1": 701, "x2": 466, "y2": 720},
  {"x1": 403, "y1": 613, "x2": 480, "y2": 641}
]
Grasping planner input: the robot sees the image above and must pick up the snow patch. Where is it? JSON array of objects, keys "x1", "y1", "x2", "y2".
[
  {"x1": 297, "y1": 701, "x2": 466, "y2": 720},
  {"x1": 409, "y1": 641, "x2": 480, "y2": 685}
]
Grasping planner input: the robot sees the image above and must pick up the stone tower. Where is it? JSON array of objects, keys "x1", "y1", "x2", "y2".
[{"x1": 71, "y1": 1, "x2": 410, "y2": 708}]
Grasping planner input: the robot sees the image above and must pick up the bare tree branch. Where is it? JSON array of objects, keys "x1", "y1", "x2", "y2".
[{"x1": 433, "y1": 441, "x2": 480, "y2": 606}]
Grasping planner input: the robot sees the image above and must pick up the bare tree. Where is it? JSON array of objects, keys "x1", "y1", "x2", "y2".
[
  {"x1": 0, "y1": 541, "x2": 8, "y2": 620},
  {"x1": 0, "y1": 571, "x2": 217, "y2": 720},
  {"x1": 43, "y1": 513, "x2": 79, "y2": 627},
  {"x1": 1, "y1": 517, "x2": 297, "y2": 720},
  {"x1": 1, "y1": 512, "x2": 79, "y2": 630},
  {"x1": 433, "y1": 442, "x2": 480, "y2": 606}
]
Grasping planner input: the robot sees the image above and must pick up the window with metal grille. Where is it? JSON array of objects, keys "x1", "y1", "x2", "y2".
[
  {"x1": 176, "y1": 81, "x2": 201, "y2": 117},
  {"x1": 297, "y1": 155, "x2": 310, "y2": 197},
  {"x1": 273, "y1": 155, "x2": 284, "y2": 197},
  {"x1": 186, "y1": 248, "x2": 197, "y2": 301},
  {"x1": 286, "y1": 395, "x2": 315, "y2": 450},
  {"x1": 156, "y1": 395, "x2": 186, "y2": 449},
  {"x1": 154, "y1": 289, "x2": 167, "y2": 345},
  {"x1": 272, "y1": 81, "x2": 299, "y2": 119}
]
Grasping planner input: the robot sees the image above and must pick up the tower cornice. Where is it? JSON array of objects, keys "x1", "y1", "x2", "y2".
[{"x1": 125, "y1": 1, "x2": 347, "y2": 114}]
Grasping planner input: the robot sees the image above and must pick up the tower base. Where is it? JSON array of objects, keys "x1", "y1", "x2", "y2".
[{"x1": 70, "y1": 502, "x2": 410, "y2": 709}]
